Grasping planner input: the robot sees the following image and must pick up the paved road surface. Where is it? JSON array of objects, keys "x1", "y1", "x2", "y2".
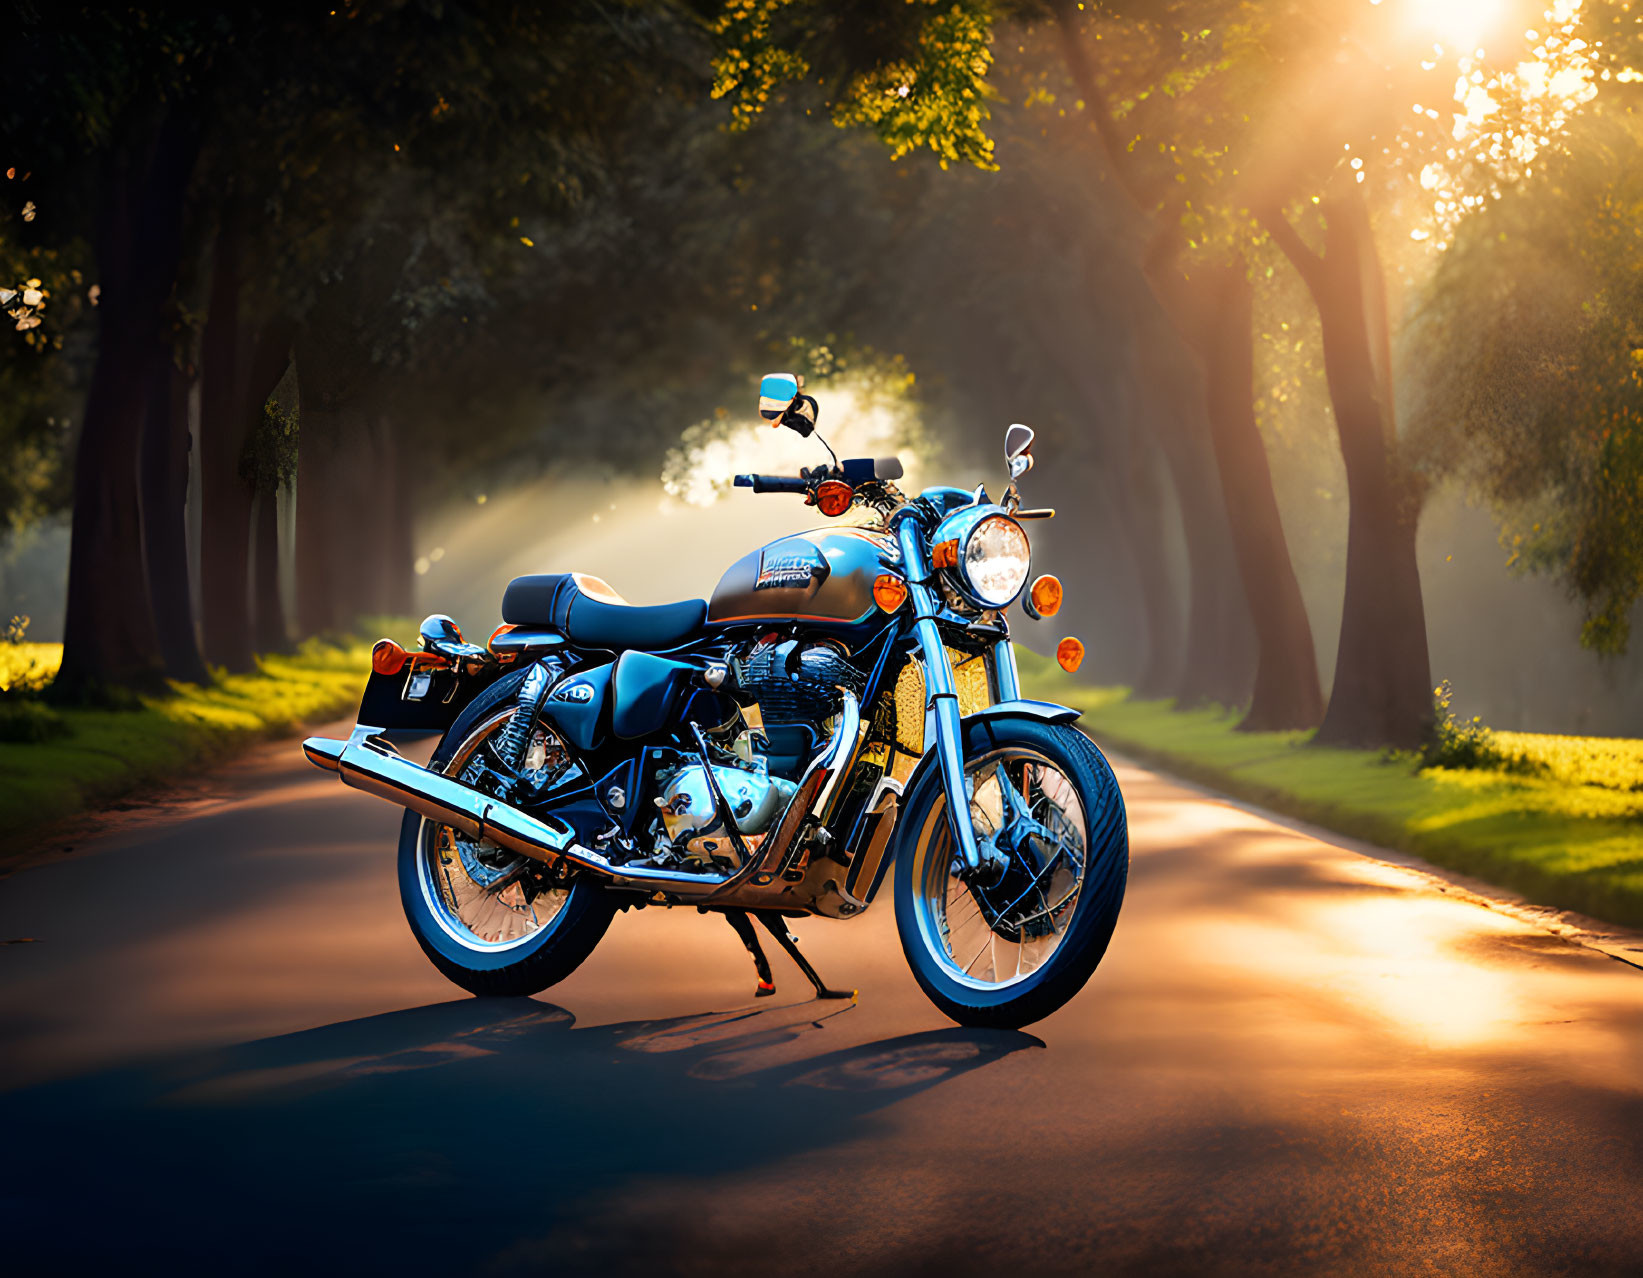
[{"x1": 2, "y1": 725, "x2": 1641, "y2": 1275}]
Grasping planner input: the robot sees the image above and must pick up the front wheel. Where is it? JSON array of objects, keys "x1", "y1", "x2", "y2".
[{"x1": 894, "y1": 717, "x2": 1128, "y2": 1029}]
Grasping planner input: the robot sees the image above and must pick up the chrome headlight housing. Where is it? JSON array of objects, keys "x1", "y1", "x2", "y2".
[{"x1": 932, "y1": 506, "x2": 1031, "y2": 609}]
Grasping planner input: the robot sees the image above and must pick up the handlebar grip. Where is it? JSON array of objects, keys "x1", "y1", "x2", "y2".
[{"x1": 738, "y1": 474, "x2": 809, "y2": 494}]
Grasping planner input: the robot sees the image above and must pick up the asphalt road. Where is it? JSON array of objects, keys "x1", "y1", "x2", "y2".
[{"x1": 2, "y1": 725, "x2": 1641, "y2": 1276}]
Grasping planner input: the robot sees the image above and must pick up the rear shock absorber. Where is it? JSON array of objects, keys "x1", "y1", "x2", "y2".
[{"x1": 490, "y1": 658, "x2": 562, "y2": 770}]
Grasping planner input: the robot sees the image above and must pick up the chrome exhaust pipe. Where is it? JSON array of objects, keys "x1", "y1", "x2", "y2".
[
  {"x1": 302, "y1": 689, "x2": 867, "y2": 900},
  {"x1": 303, "y1": 726, "x2": 739, "y2": 892},
  {"x1": 732, "y1": 689, "x2": 863, "y2": 888},
  {"x1": 304, "y1": 726, "x2": 579, "y2": 864}
]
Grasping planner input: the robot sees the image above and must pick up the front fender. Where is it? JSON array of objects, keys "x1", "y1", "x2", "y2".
[
  {"x1": 901, "y1": 696, "x2": 1082, "y2": 807},
  {"x1": 960, "y1": 698, "x2": 1081, "y2": 729},
  {"x1": 872, "y1": 698, "x2": 1083, "y2": 902}
]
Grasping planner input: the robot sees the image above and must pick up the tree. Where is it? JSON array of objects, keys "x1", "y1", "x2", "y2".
[
  {"x1": 1406, "y1": 110, "x2": 1643, "y2": 654},
  {"x1": 6, "y1": 1, "x2": 713, "y2": 683},
  {"x1": 711, "y1": 0, "x2": 1321, "y2": 726}
]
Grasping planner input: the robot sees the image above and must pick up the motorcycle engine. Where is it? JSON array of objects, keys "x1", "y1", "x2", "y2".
[
  {"x1": 641, "y1": 639, "x2": 862, "y2": 873},
  {"x1": 735, "y1": 637, "x2": 864, "y2": 723},
  {"x1": 652, "y1": 755, "x2": 797, "y2": 870}
]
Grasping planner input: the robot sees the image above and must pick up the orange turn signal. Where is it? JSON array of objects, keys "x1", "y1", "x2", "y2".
[
  {"x1": 815, "y1": 479, "x2": 854, "y2": 517},
  {"x1": 372, "y1": 638, "x2": 409, "y2": 677},
  {"x1": 931, "y1": 539, "x2": 959, "y2": 570},
  {"x1": 873, "y1": 574, "x2": 908, "y2": 613},
  {"x1": 1029, "y1": 574, "x2": 1063, "y2": 618},
  {"x1": 1056, "y1": 637, "x2": 1085, "y2": 673}
]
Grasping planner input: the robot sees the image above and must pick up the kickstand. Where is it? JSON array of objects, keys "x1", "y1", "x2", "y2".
[
  {"x1": 755, "y1": 911, "x2": 856, "y2": 1000},
  {"x1": 724, "y1": 910, "x2": 776, "y2": 997}
]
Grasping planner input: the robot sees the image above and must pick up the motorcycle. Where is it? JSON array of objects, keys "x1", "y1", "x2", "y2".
[{"x1": 302, "y1": 373, "x2": 1128, "y2": 1028}]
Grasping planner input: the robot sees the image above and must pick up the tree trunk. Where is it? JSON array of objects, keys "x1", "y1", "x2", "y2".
[
  {"x1": 323, "y1": 412, "x2": 394, "y2": 627},
  {"x1": 1266, "y1": 185, "x2": 1432, "y2": 747},
  {"x1": 251, "y1": 488, "x2": 288, "y2": 653},
  {"x1": 197, "y1": 215, "x2": 252, "y2": 672},
  {"x1": 1047, "y1": 0, "x2": 1321, "y2": 723},
  {"x1": 53, "y1": 115, "x2": 199, "y2": 700},
  {"x1": 1196, "y1": 260, "x2": 1326, "y2": 731},
  {"x1": 140, "y1": 352, "x2": 210, "y2": 684},
  {"x1": 1154, "y1": 380, "x2": 1257, "y2": 708},
  {"x1": 1312, "y1": 191, "x2": 1430, "y2": 747},
  {"x1": 1115, "y1": 458, "x2": 1182, "y2": 698},
  {"x1": 200, "y1": 208, "x2": 295, "y2": 673},
  {"x1": 294, "y1": 405, "x2": 342, "y2": 638},
  {"x1": 382, "y1": 422, "x2": 416, "y2": 619}
]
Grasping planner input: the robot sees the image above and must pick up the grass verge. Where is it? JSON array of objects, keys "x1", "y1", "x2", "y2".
[
  {"x1": 1, "y1": 633, "x2": 394, "y2": 848},
  {"x1": 1016, "y1": 650, "x2": 1643, "y2": 931}
]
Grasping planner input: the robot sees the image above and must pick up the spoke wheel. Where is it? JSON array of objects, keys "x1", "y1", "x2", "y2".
[
  {"x1": 415, "y1": 706, "x2": 574, "y2": 953},
  {"x1": 894, "y1": 717, "x2": 1127, "y2": 1029},
  {"x1": 913, "y1": 748, "x2": 1087, "y2": 991},
  {"x1": 398, "y1": 666, "x2": 615, "y2": 997}
]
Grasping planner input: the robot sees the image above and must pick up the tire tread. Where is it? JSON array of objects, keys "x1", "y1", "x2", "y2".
[{"x1": 894, "y1": 720, "x2": 1128, "y2": 1029}]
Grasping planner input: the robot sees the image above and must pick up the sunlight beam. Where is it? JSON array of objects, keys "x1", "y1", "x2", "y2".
[{"x1": 1395, "y1": 0, "x2": 1509, "y2": 51}]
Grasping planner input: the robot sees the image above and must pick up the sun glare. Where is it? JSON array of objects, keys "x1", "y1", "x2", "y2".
[
  {"x1": 1402, "y1": 0, "x2": 1599, "y2": 248},
  {"x1": 1399, "y1": 0, "x2": 1508, "y2": 50}
]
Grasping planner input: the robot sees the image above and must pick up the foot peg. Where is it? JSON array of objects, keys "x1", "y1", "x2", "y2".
[{"x1": 722, "y1": 910, "x2": 855, "y2": 1001}]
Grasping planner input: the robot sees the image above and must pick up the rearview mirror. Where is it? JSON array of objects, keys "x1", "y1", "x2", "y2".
[
  {"x1": 1005, "y1": 423, "x2": 1035, "y2": 480},
  {"x1": 758, "y1": 371, "x2": 818, "y2": 436},
  {"x1": 759, "y1": 372, "x2": 801, "y2": 421}
]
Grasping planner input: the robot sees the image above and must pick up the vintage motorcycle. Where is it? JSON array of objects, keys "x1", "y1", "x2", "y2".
[{"x1": 303, "y1": 373, "x2": 1128, "y2": 1028}]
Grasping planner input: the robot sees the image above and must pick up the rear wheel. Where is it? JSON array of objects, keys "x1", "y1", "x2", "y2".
[
  {"x1": 894, "y1": 717, "x2": 1127, "y2": 1029},
  {"x1": 398, "y1": 670, "x2": 615, "y2": 997}
]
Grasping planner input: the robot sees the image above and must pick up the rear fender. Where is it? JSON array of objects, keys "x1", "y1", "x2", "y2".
[{"x1": 356, "y1": 664, "x2": 507, "y2": 734}]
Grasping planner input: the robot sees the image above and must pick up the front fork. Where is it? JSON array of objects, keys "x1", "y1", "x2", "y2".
[{"x1": 894, "y1": 515, "x2": 1019, "y2": 878}]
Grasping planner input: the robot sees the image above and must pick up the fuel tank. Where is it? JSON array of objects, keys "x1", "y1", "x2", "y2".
[{"x1": 708, "y1": 527, "x2": 899, "y2": 627}]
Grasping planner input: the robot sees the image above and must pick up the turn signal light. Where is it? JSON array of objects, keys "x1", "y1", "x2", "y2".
[
  {"x1": 873, "y1": 574, "x2": 908, "y2": 613},
  {"x1": 815, "y1": 479, "x2": 854, "y2": 517},
  {"x1": 931, "y1": 539, "x2": 959, "y2": 569},
  {"x1": 1029, "y1": 574, "x2": 1063, "y2": 618},
  {"x1": 1056, "y1": 637, "x2": 1085, "y2": 673},
  {"x1": 372, "y1": 638, "x2": 409, "y2": 677}
]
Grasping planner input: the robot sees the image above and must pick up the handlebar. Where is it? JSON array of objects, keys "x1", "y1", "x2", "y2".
[{"x1": 733, "y1": 474, "x2": 810, "y2": 494}]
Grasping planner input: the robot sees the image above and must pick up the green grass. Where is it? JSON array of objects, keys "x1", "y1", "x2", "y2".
[
  {"x1": 0, "y1": 629, "x2": 406, "y2": 847},
  {"x1": 1015, "y1": 649, "x2": 1643, "y2": 930}
]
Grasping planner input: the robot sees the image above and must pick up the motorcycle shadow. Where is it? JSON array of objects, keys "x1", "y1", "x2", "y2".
[{"x1": 2, "y1": 996, "x2": 1040, "y2": 1271}]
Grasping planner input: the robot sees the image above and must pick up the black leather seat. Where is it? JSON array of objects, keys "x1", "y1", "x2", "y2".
[{"x1": 501, "y1": 573, "x2": 706, "y2": 651}]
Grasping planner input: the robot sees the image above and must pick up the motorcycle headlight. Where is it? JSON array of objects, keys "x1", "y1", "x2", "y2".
[{"x1": 960, "y1": 514, "x2": 1031, "y2": 608}]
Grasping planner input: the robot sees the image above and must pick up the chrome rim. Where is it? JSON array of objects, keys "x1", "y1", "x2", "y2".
[
  {"x1": 415, "y1": 706, "x2": 575, "y2": 953},
  {"x1": 909, "y1": 747, "x2": 1087, "y2": 991}
]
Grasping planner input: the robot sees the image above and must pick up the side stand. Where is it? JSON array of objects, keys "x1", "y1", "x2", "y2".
[
  {"x1": 724, "y1": 910, "x2": 776, "y2": 997},
  {"x1": 754, "y1": 911, "x2": 855, "y2": 1000}
]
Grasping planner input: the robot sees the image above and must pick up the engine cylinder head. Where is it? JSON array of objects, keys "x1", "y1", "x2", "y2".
[{"x1": 737, "y1": 639, "x2": 864, "y2": 723}]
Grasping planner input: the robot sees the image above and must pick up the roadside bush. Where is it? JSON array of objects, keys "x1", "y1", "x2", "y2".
[
  {"x1": 1418, "y1": 681, "x2": 1542, "y2": 775},
  {"x1": 0, "y1": 614, "x2": 70, "y2": 741},
  {"x1": 0, "y1": 695, "x2": 69, "y2": 742}
]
